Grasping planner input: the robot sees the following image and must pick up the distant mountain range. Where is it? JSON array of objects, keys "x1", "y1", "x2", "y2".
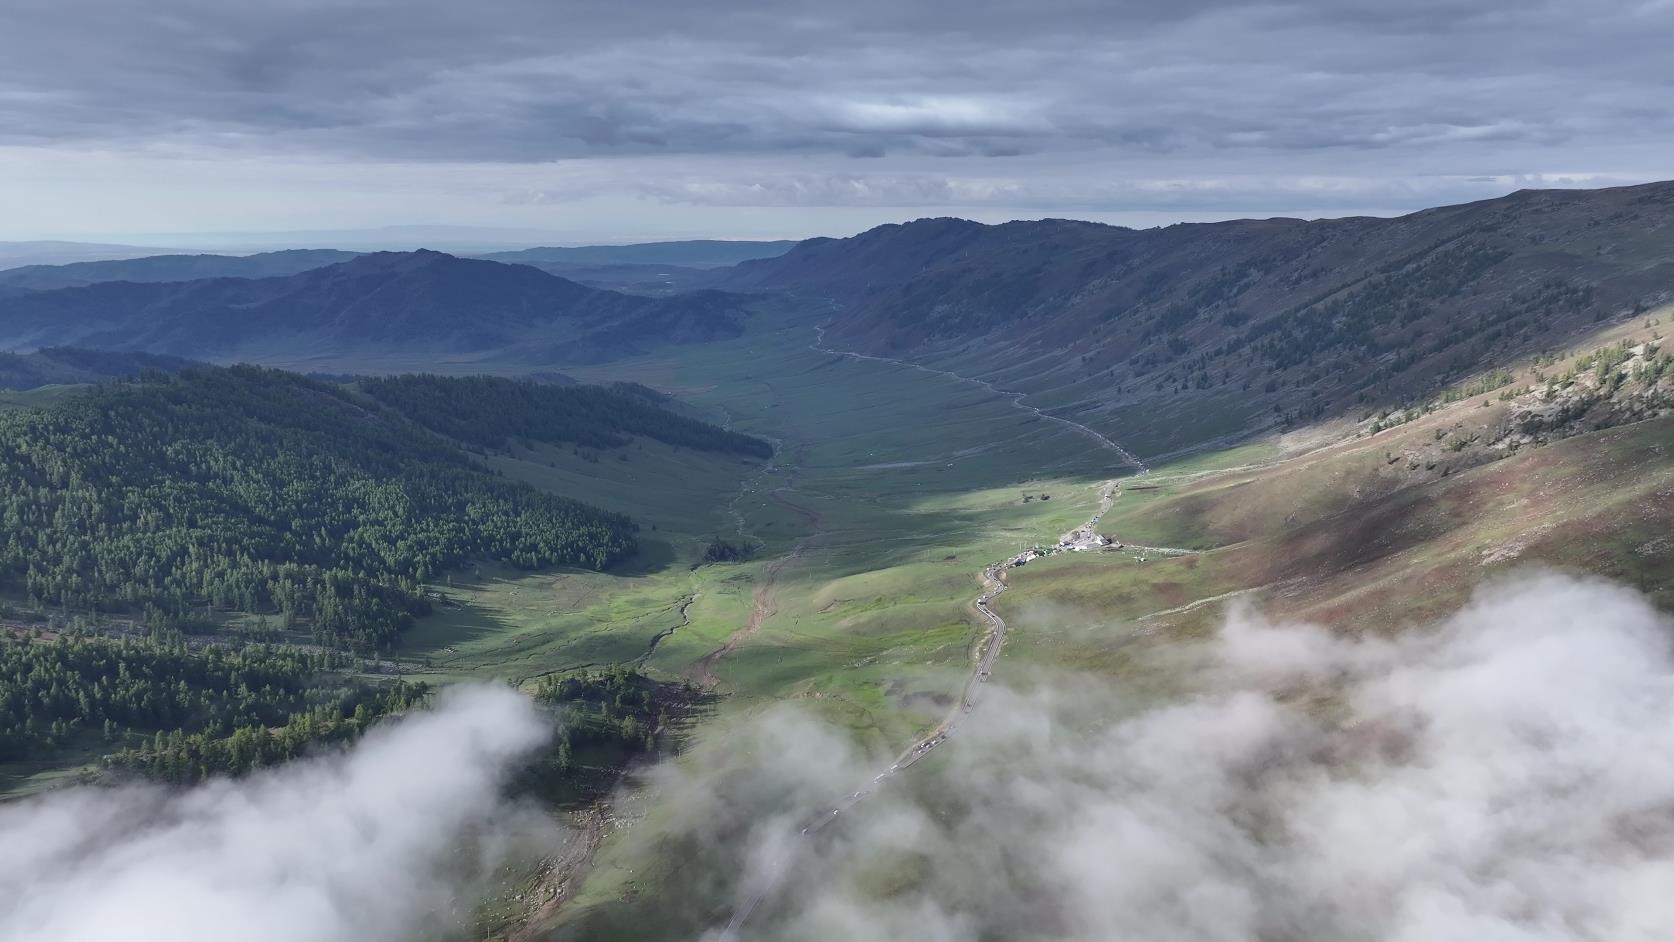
[
  {"x1": 0, "y1": 239, "x2": 795, "y2": 302},
  {"x1": 0, "y1": 249, "x2": 360, "y2": 291},
  {"x1": 479, "y1": 239, "x2": 795, "y2": 270},
  {"x1": 0, "y1": 250, "x2": 753, "y2": 362},
  {"x1": 0, "y1": 240, "x2": 196, "y2": 270},
  {"x1": 8, "y1": 183, "x2": 1672, "y2": 457},
  {"x1": 722, "y1": 180, "x2": 1674, "y2": 455}
]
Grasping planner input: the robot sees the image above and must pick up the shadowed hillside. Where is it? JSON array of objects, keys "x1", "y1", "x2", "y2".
[
  {"x1": 0, "y1": 347, "x2": 197, "y2": 390},
  {"x1": 726, "y1": 180, "x2": 1674, "y2": 457}
]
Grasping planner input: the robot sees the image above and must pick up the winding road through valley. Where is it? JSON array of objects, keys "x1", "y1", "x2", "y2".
[{"x1": 713, "y1": 328, "x2": 1149, "y2": 939}]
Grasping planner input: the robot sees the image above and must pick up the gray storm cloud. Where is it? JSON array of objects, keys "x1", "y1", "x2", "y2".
[
  {"x1": 0, "y1": 684, "x2": 553, "y2": 942},
  {"x1": 5, "y1": 0, "x2": 1670, "y2": 163},
  {"x1": 3, "y1": 0, "x2": 1674, "y2": 239},
  {"x1": 642, "y1": 571, "x2": 1674, "y2": 941}
]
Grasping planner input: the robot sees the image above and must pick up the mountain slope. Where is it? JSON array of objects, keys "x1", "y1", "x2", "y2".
[
  {"x1": 0, "y1": 366, "x2": 655, "y2": 648},
  {"x1": 360, "y1": 374, "x2": 774, "y2": 457},
  {"x1": 728, "y1": 181, "x2": 1674, "y2": 457},
  {"x1": 0, "y1": 347, "x2": 197, "y2": 390},
  {"x1": 0, "y1": 250, "x2": 752, "y2": 361},
  {"x1": 507, "y1": 262, "x2": 717, "y2": 296},
  {"x1": 0, "y1": 249, "x2": 359, "y2": 291}
]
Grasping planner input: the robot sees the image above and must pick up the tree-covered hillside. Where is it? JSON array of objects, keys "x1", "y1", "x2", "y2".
[
  {"x1": 361, "y1": 374, "x2": 773, "y2": 457},
  {"x1": 0, "y1": 366, "x2": 638, "y2": 649},
  {"x1": 0, "y1": 346, "x2": 197, "y2": 390},
  {"x1": 0, "y1": 628, "x2": 423, "y2": 775}
]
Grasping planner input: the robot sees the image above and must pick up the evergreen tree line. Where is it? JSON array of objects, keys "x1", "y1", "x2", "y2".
[
  {"x1": 360, "y1": 374, "x2": 773, "y2": 458},
  {"x1": 0, "y1": 630, "x2": 363, "y2": 762},
  {"x1": 0, "y1": 366, "x2": 637, "y2": 649},
  {"x1": 2, "y1": 629, "x2": 693, "y2": 796},
  {"x1": 113, "y1": 667, "x2": 684, "y2": 792},
  {"x1": 103, "y1": 677, "x2": 431, "y2": 785},
  {"x1": 531, "y1": 667, "x2": 684, "y2": 772}
]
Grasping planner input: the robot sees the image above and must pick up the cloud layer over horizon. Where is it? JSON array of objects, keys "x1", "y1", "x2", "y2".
[{"x1": 1, "y1": 0, "x2": 1671, "y2": 241}]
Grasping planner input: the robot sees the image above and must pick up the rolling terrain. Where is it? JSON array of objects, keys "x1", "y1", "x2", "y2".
[
  {"x1": 0, "y1": 249, "x2": 358, "y2": 291},
  {"x1": 0, "y1": 240, "x2": 197, "y2": 269},
  {"x1": 0, "y1": 250, "x2": 755, "y2": 363},
  {"x1": 1, "y1": 182, "x2": 1671, "y2": 942},
  {"x1": 0, "y1": 367, "x2": 769, "y2": 793},
  {"x1": 997, "y1": 317, "x2": 1674, "y2": 673},
  {"x1": 515, "y1": 299, "x2": 1672, "y2": 942},
  {"x1": 725, "y1": 180, "x2": 1674, "y2": 457}
]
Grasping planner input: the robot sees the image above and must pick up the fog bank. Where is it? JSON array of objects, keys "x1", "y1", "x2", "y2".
[
  {"x1": 650, "y1": 572, "x2": 1674, "y2": 941},
  {"x1": 0, "y1": 684, "x2": 551, "y2": 942}
]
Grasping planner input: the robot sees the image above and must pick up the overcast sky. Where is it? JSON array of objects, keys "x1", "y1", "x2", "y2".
[{"x1": 1, "y1": 0, "x2": 1671, "y2": 246}]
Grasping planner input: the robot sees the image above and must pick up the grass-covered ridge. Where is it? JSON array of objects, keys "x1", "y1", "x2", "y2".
[{"x1": 0, "y1": 366, "x2": 643, "y2": 649}]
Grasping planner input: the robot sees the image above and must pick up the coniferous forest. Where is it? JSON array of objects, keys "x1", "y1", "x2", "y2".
[
  {"x1": 0, "y1": 365, "x2": 757, "y2": 784},
  {"x1": 0, "y1": 366, "x2": 649, "y2": 649}
]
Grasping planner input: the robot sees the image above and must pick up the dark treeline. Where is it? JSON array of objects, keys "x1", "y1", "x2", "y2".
[
  {"x1": 0, "y1": 366, "x2": 636, "y2": 649},
  {"x1": 360, "y1": 374, "x2": 773, "y2": 458},
  {"x1": 2, "y1": 629, "x2": 689, "y2": 795},
  {"x1": 522, "y1": 667, "x2": 694, "y2": 805},
  {"x1": 0, "y1": 629, "x2": 431, "y2": 784},
  {"x1": 0, "y1": 631, "x2": 340, "y2": 761},
  {"x1": 700, "y1": 537, "x2": 753, "y2": 564},
  {"x1": 105, "y1": 678, "x2": 430, "y2": 785},
  {"x1": 109, "y1": 665, "x2": 680, "y2": 792},
  {"x1": 533, "y1": 667, "x2": 669, "y2": 762}
]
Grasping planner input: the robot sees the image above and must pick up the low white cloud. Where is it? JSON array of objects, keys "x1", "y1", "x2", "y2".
[
  {"x1": 0, "y1": 684, "x2": 553, "y2": 942},
  {"x1": 639, "y1": 571, "x2": 1674, "y2": 941},
  {"x1": 7, "y1": 573, "x2": 1668, "y2": 942}
]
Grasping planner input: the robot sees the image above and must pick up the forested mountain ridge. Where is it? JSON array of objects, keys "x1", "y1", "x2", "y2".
[
  {"x1": 0, "y1": 366, "x2": 659, "y2": 650},
  {"x1": 0, "y1": 249, "x2": 359, "y2": 291},
  {"x1": 725, "y1": 180, "x2": 1674, "y2": 455},
  {"x1": 0, "y1": 250, "x2": 754, "y2": 362}
]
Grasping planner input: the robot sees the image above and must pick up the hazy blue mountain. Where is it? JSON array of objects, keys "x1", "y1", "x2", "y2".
[
  {"x1": 480, "y1": 239, "x2": 796, "y2": 269},
  {"x1": 0, "y1": 249, "x2": 361, "y2": 291},
  {"x1": 0, "y1": 250, "x2": 751, "y2": 361},
  {"x1": 0, "y1": 241, "x2": 196, "y2": 270}
]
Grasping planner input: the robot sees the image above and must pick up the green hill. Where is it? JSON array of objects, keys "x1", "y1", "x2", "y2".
[{"x1": 0, "y1": 368, "x2": 763, "y2": 650}]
